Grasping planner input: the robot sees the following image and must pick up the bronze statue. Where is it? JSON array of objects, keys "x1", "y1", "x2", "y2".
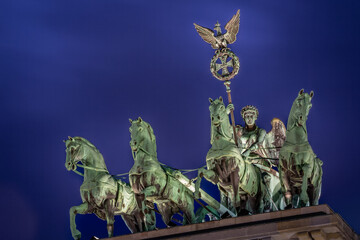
[
  {"x1": 65, "y1": 137, "x2": 155, "y2": 240},
  {"x1": 236, "y1": 106, "x2": 286, "y2": 166},
  {"x1": 261, "y1": 118, "x2": 287, "y2": 165},
  {"x1": 194, "y1": 9, "x2": 240, "y2": 50},
  {"x1": 197, "y1": 97, "x2": 268, "y2": 215},
  {"x1": 235, "y1": 105, "x2": 285, "y2": 211},
  {"x1": 279, "y1": 90, "x2": 323, "y2": 209},
  {"x1": 237, "y1": 105, "x2": 267, "y2": 160},
  {"x1": 129, "y1": 117, "x2": 196, "y2": 226},
  {"x1": 194, "y1": 10, "x2": 241, "y2": 82}
]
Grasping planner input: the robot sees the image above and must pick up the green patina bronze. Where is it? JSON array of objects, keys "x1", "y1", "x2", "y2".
[
  {"x1": 65, "y1": 137, "x2": 155, "y2": 240},
  {"x1": 194, "y1": 10, "x2": 241, "y2": 146},
  {"x1": 196, "y1": 97, "x2": 268, "y2": 215},
  {"x1": 235, "y1": 105, "x2": 285, "y2": 211},
  {"x1": 279, "y1": 89, "x2": 323, "y2": 209},
  {"x1": 62, "y1": 9, "x2": 327, "y2": 238},
  {"x1": 128, "y1": 117, "x2": 196, "y2": 226}
]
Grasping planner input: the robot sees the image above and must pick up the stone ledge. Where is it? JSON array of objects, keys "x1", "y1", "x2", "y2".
[{"x1": 103, "y1": 205, "x2": 358, "y2": 240}]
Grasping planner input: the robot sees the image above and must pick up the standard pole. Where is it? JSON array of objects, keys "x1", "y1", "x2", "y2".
[{"x1": 224, "y1": 81, "x2": 238, "y2": 146}]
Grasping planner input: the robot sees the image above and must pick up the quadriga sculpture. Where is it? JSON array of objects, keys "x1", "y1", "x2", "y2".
[
  {"x1": 279, "y1": 89, "x2": 323, "y2": 209},
  {"x1": 197, "y1": 97, "x2": 266, "y2": 215},
  {"x1": 129, "y1": 117, "x2": 196, "y2": 226},
  {"x1": 65, "y1": 137, "x2": 155, "y2": 240}
]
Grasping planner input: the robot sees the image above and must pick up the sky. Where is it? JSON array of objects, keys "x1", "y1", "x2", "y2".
[{"x1": 1, "y1": 0, "x2": 360, "y2": 239}]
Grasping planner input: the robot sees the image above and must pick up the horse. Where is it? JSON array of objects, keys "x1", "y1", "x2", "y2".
[
  {"x1": 128, "y1": 117, "x2": 196, "y2": 226},
  {"x1": 65, "y1": 136, "x2": 155, "y2": 240},
  {"x1": 197, "y1": 97, "x2": 267, "y2": 215},
  {"x1": 279, "y1": 89, "x2": 323, "y2": 209}
]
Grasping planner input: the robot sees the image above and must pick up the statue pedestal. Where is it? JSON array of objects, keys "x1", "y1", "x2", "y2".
[{"x1": 104, "y1": 205, "x2": 358, "y2": 240}]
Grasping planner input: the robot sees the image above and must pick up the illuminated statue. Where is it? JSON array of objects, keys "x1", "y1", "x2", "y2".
[
  {"x1": 194, "y1": 9, "x2": 240, "y2": 49},
  {"x1": 279, "y1": 90, "x2": 323, "y2": 209},
  {"x1": 262, "y1": 118, "x2": 287, "y2": 165},
  {"x1": 235, "y1": 105, "x2": 285, "y2": 211},
  {"x1": 237, "y1": 105, "x2": 267, "y2": 161},
  {"x1": 129, "y1": 117, "x2": 196, "y2": 226},
  {"x1": 197, "y1": 97, "x2": 268, "y2": 215},
  {"x1": 65, "y1": 137, "x2": 155, "y2": 240}
]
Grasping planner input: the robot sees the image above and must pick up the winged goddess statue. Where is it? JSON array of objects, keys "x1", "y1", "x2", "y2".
[{"x1": 194, "y1": 9, "x2": 240, "y2": 49}]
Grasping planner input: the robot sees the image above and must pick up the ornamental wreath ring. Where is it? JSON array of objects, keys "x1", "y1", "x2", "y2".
[{"x1": 210, "y1": 48, "x2": 240, "y2": 81}]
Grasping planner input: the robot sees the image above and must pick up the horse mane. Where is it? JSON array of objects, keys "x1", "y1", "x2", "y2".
[
  {"x1": 287, "y1": 101, "x2": 297, "y2": 130},
  {"x1": 210, "y1": 99, "x2": 232, "y2": 144},
  {"x1": 133, "y1": 118, "x2": 157, "y2": 156},
  {"x1": 72, "y1": 137, "x2": 99, "y2": 153},
  {"x1": 144, "y1": 122, "x2": 156, "y2": 143},
  {"x1": 287, "y1": 92, "x2": 312, "y2": 131}
]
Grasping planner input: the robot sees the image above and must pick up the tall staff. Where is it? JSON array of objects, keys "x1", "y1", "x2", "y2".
[{"x1": 194, "y1": 9, "x2": 241, "y2": 146}]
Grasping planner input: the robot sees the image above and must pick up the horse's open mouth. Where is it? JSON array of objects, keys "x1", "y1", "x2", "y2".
[
  {"x1": 213, "y1": 122, "x2": 220, "y2": 127},
  {"x1": 297, "y1": 120, "x2": 304, "y2": 126}
]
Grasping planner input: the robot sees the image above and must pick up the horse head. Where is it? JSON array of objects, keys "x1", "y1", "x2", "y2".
[
  {"x1": 209, "y1": 97, "x2": 232, "y2": 144},
  {"x1": 65, "y1": 136, "x2": 105, "y2": 173},
  {"x1": 288, "y1": 89, "x2": 314, "y2": 129},
  {"x1": 129, "y1": 117, "x2": 157, "y2": 158}
]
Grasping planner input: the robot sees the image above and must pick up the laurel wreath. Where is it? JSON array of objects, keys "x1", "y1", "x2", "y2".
[{"x1": 210, "y1": 48, "x2": 240, "y2": 81}]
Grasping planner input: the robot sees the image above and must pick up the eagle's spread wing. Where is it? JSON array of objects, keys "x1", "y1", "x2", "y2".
[
  {"x1": 224, "y1": 9, "x2": 240, "y2": 44},
  {"x1": 194, "y1": 23, "x2": 217, "y2": 49}
]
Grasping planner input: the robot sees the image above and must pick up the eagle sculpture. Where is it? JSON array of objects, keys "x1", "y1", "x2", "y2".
[{"x1": 194, "y1": 10, "x2": 240, "y2": 49}]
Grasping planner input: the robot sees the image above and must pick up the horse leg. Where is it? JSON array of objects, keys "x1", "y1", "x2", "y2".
[
  {"x1": 104, "y1": 199, "x2": 116, "y2": 237},
  {"x1": 133, "y1": 185, "x2": 158, "y2": 230},
  {"x1": 157, "y1": 202, "x2": 176, "y2": 227},
  {"x1": 311, "y1": 160, "x2": 322, "y2": 206},
  {"x1": 181, "y1": 195, "x2": 196, "y2": 225},
  {"x1": 238, "y1": 194, "x2": 249, "y2": 215},
  {"x1": 230, "y1": 170, "x2": 240, "y2": 210},
  {"x1": 312, "y1": 184, "x2": 321, "y2": 205},
  {"x1": 299, "y1": 154, "x2": 313, "y2": 207},
  {"x1": 141, "y1": 186, "x2": 157, "y2": 209},
  {"x1": 121, "y1": 214, "x2": 138, "y2": 233},
  {"x1": 143, "y1": 205, "x2": 156, "y2": 231},
  {"x1": 279, "y1": 164, "x2": 292, "y2": 209},
  {"x1": 248, "y1": 193, "x2": 262, "y2": 214},
  {"x1": 262, "y1": 173, "x2": 272, "y2": 212},
  {"x1": 69, "y1": 202, "x2": 89, "y2": 240},
  {"x1": 307, "y1": 183, "x2": 315, "y2": 206},
  {"x1": 181, "y1": 208, "x2": 195, "y2": 225}
]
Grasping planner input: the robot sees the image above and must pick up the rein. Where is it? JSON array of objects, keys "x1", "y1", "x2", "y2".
[
  {"x1": 73, "y1": 169, "x2": 84, "y2": 177},
  {"x1": 67, "y1": 144, "x2": 109, "y2": 177},
  {"x1": 132, "y1": 145, "x2": 157, "y2": 159},
  {"x1": 70, "y1": 164, "x2": 109, "y2": 178},
  {"x1": 76, "y1": 163, "x2": 109, "y2": 173}
]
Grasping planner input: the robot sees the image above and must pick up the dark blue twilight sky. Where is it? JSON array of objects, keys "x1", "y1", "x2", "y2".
[{"x1": 1, "y1": 0, "x2": 360, "y2": 239}]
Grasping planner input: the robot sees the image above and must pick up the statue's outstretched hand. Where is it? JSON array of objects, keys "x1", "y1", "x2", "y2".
[{"x1": 226, "y1": 104, "x2": 234, "y2": 114}]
